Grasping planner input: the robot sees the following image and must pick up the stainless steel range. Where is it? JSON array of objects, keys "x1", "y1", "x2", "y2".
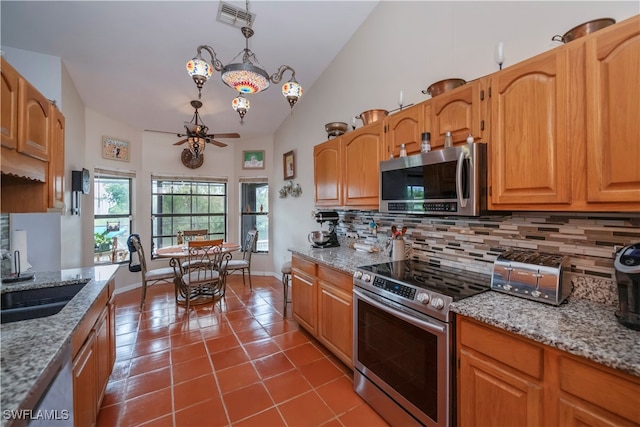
[{"x1": 353, "y1": 260, "x2": 491, "y2": 427}]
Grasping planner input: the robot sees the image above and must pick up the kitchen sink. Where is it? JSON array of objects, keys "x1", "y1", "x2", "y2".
[{"x1": 0, "y1": 280, "x2": 90, "y2": 324}]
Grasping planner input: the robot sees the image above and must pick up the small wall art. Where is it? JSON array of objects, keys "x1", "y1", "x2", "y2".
[
  {"x1": 242, "y1": 150, "x2": 265, "y2": 169},
  {"x1": 102, "y1": 136, "x2": 130, "y2": 162},
  {"x1": 283, "y1": 150, "x2": 295, "y2": 180}
]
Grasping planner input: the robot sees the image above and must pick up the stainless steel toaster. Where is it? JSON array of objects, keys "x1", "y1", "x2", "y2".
[{"x1": 491, "y1": 250, "x2": 572, "y2": 306}]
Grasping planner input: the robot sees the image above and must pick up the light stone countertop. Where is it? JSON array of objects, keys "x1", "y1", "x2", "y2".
[
  {"x1": 0, "y1": 265, "x2": 119, "y2": 424},
  {"x1": 289, "y1": 245, "x2": 640, "y2": 378}
]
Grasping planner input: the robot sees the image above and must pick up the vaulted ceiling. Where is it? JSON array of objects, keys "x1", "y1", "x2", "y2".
[{"x1": 1, "y1": 1, "x2": 378, "y2": 140}]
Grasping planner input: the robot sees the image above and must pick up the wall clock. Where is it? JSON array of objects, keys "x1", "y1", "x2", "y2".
[{"x1": 181, "y1": 149, "x2": 204, "y2": 169}]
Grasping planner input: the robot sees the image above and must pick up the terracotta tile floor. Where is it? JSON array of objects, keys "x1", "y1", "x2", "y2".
[{"x1": 97, "y1": 275, "x2": 389, "y2": 427}]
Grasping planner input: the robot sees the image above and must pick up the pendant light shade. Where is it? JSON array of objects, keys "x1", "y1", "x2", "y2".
[{"x1": 185, "y1": 1, "x2": 302, "y2": 122}]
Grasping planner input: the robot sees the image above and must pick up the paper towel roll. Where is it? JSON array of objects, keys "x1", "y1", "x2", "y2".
[{"x1": 10, "y1": 229, "x2": 32, "y2": 273}]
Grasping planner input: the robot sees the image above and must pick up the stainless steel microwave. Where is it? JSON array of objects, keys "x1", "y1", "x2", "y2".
[{"x1": 379, "y1": 142, "x2": 487, "y2": 216}]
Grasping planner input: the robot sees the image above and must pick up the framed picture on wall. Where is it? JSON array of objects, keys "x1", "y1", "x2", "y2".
[
  {"x1": 283, "y1": 150, "x2": 295, "y2": 180},
  {"x1": 242, "y1": 150, "x2": 265, "y2": 169},
  {"x1": 102, "y1": 136, "x2": 130, "y2": 162}
]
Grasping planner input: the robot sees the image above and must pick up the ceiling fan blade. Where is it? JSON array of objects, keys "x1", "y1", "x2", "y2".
[
  {"x1": 208, "y1": 133, "x2": 240, "y2": 139},
  {"x1": 145, "y1": 129, "x2": 181, "y2": 135},
  {"x1": 173, "y1": 139, "x2": 188, "y2": 145},
  {"x1": 208, "y1": 140, "x2": 228, "y2": 148}
]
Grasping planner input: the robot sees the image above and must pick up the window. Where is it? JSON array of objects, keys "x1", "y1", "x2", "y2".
[
  {"x1": 240, "y1": 180, "x2": 268, "y2": 253},
  {"x1": 151, "y1": 176, "x2": 227, "y2": 255},
  {"x1": 94, "y1": 170, "x2": 133, "y2": 265}
]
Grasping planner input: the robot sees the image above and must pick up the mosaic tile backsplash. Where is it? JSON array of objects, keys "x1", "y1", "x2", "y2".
[{"x1": 336, "y1": 211, "x2": 640, "y2": 306}]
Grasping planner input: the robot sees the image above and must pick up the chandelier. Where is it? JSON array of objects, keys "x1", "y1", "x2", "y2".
[{"x1": 186, "y1": 1, "x2": 303, "y2": 122}]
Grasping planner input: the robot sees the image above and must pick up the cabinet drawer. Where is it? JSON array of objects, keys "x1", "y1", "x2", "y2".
[
  {"x1": 459, "y1": 317, "x2": 543, "y2": 379},
  {"x1": 292, "y1": 255, "x2": 316, "y2": 276},
  {"x1": 317, "y1": 265, "x2": 352, "y2": 293},
  {"x1": 558, "y1": 356, "x2": 640, "y2": 424}
]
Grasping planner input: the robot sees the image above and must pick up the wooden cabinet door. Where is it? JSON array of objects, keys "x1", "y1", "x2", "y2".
[
  {"x1": 317, "y1": 266, "x2": 353, "y2": 366},
  {"x1": 94, "y1": 307, "x2": 110, "y2": 411},
  {"x1": 48, "y1": 105, "x2": 65, "y2": 210},
  {"x1": 430, "y1": 80, "x2": 485, "y2": 148},
  {"x1": 459, "y1": 348, "x2": 543, "y2": 427},
  {"x1": 18, "y1": 79, "x2": 51, "y2": 161},
  {"x1": 489, "y1": 47, "x2": 571, "y2": 207},
  {"x1": 292, "y1": 269, "x2": 317, "y2": 335},
  {"x1": 314, "y1": 137, "x2": 342, "y2": 207},
  {"x1": 342, "y1": 122, "x2": 383, "y2": 208},
  {"x1": 585, "y1": 16, "x2": 640, "y2": 204},
  {"x1": 1, "y1": 58, "x2": 19, "y2": 149},
  {"x1": 384, "y1": 102, "x2": 425, "y2": 158},
  {"x1": 73, "y1": 330, "x2": 97, "y2": 427}
]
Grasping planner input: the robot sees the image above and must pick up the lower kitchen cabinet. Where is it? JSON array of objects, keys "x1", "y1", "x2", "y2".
[
  {"x1": 317, "y1": 264, "x2": 353, "y2": 365},
  {"x1": 72, "y1": 279, "x2": 115, "y2": 427},
  {"x1": 457, "y1": 316, "x2": 640, "y2": 427},
  {"x1": 73, "y1": 330, "x2": 97, "y2": 427},
  {"x1": 291, "y1": 256, "x2": 318, "y2": 335},
  {"x1": 291, "y1": 254, "x2": 353, "y2": 366}
]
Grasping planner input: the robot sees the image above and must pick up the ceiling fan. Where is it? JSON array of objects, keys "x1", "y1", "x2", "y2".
[{"x1": 145, "y1": 100, "x2": 240, "y2": 149}]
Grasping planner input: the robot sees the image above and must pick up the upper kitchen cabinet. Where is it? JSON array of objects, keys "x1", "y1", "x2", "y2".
[
  {"x1": 1, "y1": 58, "x2": 19, "y2": 149},
  {"x1": 49, "y1": 105, "x2": 66, "y2": 210},
  {"x1": 584, "y1": 15, "x2": 640, "y2": 206},
  {"x1": 489, "y1": 47, "x2": 571, "y2": 207},
  {"x1": 488, "y1": 15, "x2": 640, "y2": 212},
  {"x1": 313, "y1": 121, "x2": 384, "y2": 209},
  {"x1": 1, "y1": 57, "x2": 65, "y2": 213},
  {"x1": 430, "y1": 79, "x2": 488, "y2": 149},
  {"x1": 19, "y1": 78, "x2": 51, "y2": 162},
  {"x1": 314, "y1": 137, "x2": 343, "y2": 207},
  {"x1": 342, "y1": 121, "x2": 384, "y2": 208},
  {"x1": 384, "y1": 102, "x2": 428, "y2": 158}
]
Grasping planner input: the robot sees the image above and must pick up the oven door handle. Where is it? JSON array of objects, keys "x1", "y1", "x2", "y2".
[{"x1": 354, "y1": 288, "x2": 446, "y2": 335}]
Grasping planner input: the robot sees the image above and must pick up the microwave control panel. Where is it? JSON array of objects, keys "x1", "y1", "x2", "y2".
[{"x1": 387, "y1": 202, "x2": 458, "y2": 213}]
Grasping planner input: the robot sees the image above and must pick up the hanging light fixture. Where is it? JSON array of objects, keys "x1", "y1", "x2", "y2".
[{"x1": 186, "y1": 0, "x2": 303, "y2": 122}]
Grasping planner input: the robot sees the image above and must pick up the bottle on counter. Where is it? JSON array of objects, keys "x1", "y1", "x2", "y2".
[
  {"x1": 444, "y1": 131, "x2": 453, "y2": 148},
  {"x1": 466, "y1": 133, "x2": 474, "y2": 143},
  {"x1": 421, "y1": 132, "x2": 431, "y2": 153},
  {"x1": 399, "y1": 144, "x2": 407, "y2": 157}
]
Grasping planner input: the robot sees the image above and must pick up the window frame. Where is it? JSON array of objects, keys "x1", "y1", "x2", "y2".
[
  {"x1": 150, "y1": 176, "x2": 228, "y2": 257},
  {"x1": 240, "y1": 179, "x2": 269, "y2": 254},
  {"x1": 93, "y1": 171, "x2": 134, "y2": 265}
]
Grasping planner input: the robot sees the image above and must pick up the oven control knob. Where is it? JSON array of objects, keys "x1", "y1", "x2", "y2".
[
  {"x1": 430, "y1": 297, "x2": 445, "y2": 309},
  {"x1": 416, "y1": 293, "x2": 430, "y2": 304},
  {"x1": 362, "y1": 273, "x2": 372, "y2": 282},
  {"x1": 353, "y1": 271, "x2": 363, "y2": 279}
]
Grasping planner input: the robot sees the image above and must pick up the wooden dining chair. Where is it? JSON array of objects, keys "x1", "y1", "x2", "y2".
[
  {"x1": 171, "y1": 239, "x2": 228, "y2": 310},
  {"x1": 182, "y1": 229, "x2": 208, "y2": 242},
  {"x1": 226, "y1": 229, "x2": 258, "y2": 290},
  {"x1": 130, "y1": 235, "x2": 175, "y2": 311},
  {"x1": 181, "y1": 238, "x2": 223, "y2": 272}
]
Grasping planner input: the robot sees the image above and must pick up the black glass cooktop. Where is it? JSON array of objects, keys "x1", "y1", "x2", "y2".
[{"x1": 358, "y1": 260, "x2": 491, "y2": 301}]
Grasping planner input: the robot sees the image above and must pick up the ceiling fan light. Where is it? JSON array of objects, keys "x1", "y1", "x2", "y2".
[
  {"x1": 222, "y1": 62, "x2": 270, "y2": 94},
  {"x1": 188, "y1": 137, "x2": 205, "y2": 157}
]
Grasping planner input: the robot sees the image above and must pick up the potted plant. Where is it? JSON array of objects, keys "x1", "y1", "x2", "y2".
[{"x1": 94, "y1": 230, "x2": 112, "y2": 253}]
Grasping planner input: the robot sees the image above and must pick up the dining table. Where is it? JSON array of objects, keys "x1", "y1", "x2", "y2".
[{"x1": 155, "y1": 242, "x2": 241, "y2": 305}]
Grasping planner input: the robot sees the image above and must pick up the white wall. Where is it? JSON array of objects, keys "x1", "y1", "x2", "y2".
[{"x1": 271, "y1": 2, "x2": 640, "y2": 271}]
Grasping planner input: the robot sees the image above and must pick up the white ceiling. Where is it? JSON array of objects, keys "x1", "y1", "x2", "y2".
[{"x1": 1, "y1": 1, "x2": 378, "y2": 141}]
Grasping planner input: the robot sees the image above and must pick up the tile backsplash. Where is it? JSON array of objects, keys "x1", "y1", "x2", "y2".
[{"x1": 336, "y1": 211, "x2": 640, "y2": 306}]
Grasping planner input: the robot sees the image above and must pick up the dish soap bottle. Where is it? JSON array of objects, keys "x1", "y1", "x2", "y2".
[
  {"x1": 444, "y1": 131, "x2": 453, "y2": 148},
  {"x1": 399, "y1": 144, "x2": 407, "y2": 157}
]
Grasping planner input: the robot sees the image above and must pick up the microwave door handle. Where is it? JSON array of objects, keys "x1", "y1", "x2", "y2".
[{"x1": 456, "y1": 151, "x2": 467, "y2": 208}]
